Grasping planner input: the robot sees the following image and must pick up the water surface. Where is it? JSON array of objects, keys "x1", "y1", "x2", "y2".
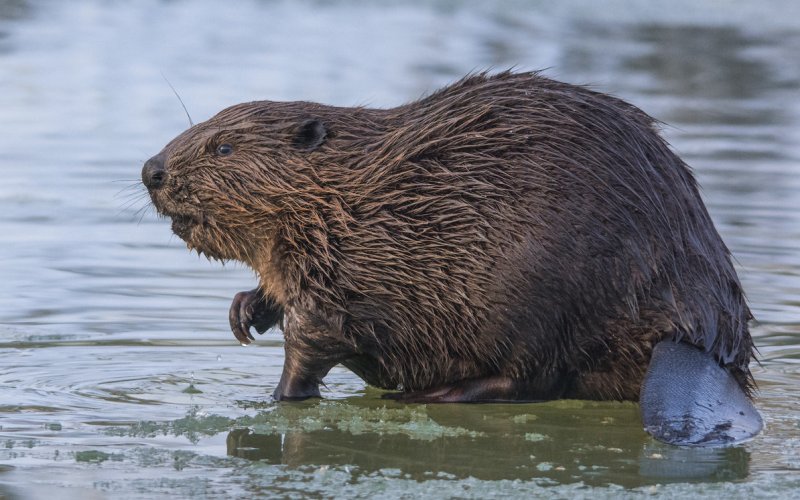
[{"x1": 1, "y1": 1, "x2": 799, "y2": 498}]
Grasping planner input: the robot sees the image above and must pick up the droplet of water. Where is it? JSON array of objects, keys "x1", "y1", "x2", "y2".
[{"x1": 182, "y1": 384, "x2": 202, "y2": 394}]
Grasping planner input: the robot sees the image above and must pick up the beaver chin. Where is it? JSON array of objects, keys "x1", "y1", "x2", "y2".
[
  {"x1": 168, "y1": 213, "x2": 212, "y2": 256},
  {"x1": 149, "y1": 191, "x2": 204, "y2": 242},
  {"x1": 172, "y1": 214, "x2": 235, "y2": 262},
  {"x1": 170, "y1": 212, "x2": 200, "y2": 241},
  {"x1": 156, "y1": 205, "x2": 215, "y2": 257}
]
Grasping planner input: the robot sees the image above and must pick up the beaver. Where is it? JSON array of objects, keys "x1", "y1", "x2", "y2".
[{"x1": 142, "y1": 71, "x2": 761, "y2": 445}]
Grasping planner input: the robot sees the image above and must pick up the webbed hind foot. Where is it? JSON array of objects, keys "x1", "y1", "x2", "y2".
[{"x1": 382, "y1": 376, "x2": 518, "y2": 403}]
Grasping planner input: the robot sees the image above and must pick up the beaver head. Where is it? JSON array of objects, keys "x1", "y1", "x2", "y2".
[{"x1": 141, "y1": 102, "x2": 331, "y2": 265}]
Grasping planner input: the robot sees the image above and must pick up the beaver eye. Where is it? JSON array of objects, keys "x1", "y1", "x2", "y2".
[{"x1": 216, "y1": 144, "x2": 233, "y2": 156}]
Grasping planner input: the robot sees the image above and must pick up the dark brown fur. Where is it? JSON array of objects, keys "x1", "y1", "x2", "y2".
[{"x1": 144, "y1": 71, "x2": 754, "y2": 401}]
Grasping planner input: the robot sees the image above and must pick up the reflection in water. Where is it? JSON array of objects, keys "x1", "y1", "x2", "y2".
[
  {"x1": 624, "y1": 22, "x2": 791, "y2": 155},
  {"x1": 0, "y1": 0, "x2": 30, "y2": 56},
  {"x1": 223, "y1": 401, "x2": 750, "y2": 487},
  {"x1": 227, "y1": 428, "x2": 750, "y2": 485},
  {"x1": 0, "y1": 0, "x2": 30, "y2": 21},
  {"x1": 637, "y1": 443, "x2": 750, "y2": 481},
  {"x1": 626, "y1": 25, "x2": 776, "y2": 100}
]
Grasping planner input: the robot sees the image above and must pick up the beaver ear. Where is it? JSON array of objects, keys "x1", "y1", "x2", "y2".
[{"x1": 292, "y1": 119, "x2": 328, "y2": 151}]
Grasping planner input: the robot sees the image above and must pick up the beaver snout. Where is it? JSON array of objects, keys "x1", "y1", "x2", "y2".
[{"x1": 142, "y1": 152, "x2": 167, "y2": 190}]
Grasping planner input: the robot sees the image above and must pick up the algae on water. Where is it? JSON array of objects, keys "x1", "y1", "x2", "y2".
[
  {"x1": 106, "y1": 402, "x2": 485, "y2": 443},
  {"x1": 246, "y1": 402, "x2": 486, "y2": 441}
]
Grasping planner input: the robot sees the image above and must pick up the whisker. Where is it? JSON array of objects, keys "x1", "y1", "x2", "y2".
[
  {"x1": 137, "y1": 204, "x2": 154, "y2": 226},
  {"x1": 111, "y1": 177, "x2": 144, "y2": 193},
  {"x1": 118, "y1": 193, "x2": 147, "y2": 206},
  {"x1": 161, "y1": 72, "x2": 194, "y2": 127},
  {"x1": 118, "y1": 192, "x2": 149, "y2": 210},
  {"x1": 114, "y1": 183, "x2": 146, "y2": 199},
  {"x1": 117, "y1": 193, "x2": 151, "y2": 219}
]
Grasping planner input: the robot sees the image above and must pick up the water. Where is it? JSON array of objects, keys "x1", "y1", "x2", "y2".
[{"x1": 1, "y1": 0, "x2": 799, "y2": 497}]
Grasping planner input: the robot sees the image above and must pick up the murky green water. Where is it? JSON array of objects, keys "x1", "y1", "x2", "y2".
[{"x1": 1, "y1": 0, "x2": 799, "y2": 498}]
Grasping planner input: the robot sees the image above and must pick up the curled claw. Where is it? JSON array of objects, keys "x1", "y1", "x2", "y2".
[
  {"x1": 229, "y1": 290, "x2": 257, "y2": 344},
  {"x1": 228, "y1": 288, "x2": 284, "y2": 345}
]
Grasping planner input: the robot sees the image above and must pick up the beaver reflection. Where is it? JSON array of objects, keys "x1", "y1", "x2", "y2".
[{"x1": 225, "y1": 407, "x2": 750, "y2": 487}]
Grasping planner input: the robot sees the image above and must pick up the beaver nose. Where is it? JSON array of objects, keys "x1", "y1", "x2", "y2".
[{"x1": 142, "y1": 153, "x2": 167, "y2": 190}]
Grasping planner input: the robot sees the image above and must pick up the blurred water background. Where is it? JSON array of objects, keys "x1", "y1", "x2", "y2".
[{"x1": 0, "y1": 0, "x2": 799, "y2": 498}]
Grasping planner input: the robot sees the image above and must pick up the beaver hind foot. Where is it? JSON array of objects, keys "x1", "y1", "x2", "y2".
[
  {"x1": 640, "y1": 341, "x2": 763, "y2": 446},
  {"x1": 381, "y1": 376, "x2": 519, "y2": 403}
]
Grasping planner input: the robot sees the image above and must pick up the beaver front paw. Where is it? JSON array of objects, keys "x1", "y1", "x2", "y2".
[{"x1": 228, "y1": 288, "x2": 284, "y2": 345}]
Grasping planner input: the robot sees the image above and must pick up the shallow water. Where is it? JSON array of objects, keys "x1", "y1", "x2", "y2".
[{"x1": 1, "y1": 0, "x2": 799, "y2": 498}]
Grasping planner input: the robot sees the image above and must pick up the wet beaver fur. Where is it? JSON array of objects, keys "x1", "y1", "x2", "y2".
[{"x1": 143, "y1": 71, "x2": 754, "y2": 403}]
